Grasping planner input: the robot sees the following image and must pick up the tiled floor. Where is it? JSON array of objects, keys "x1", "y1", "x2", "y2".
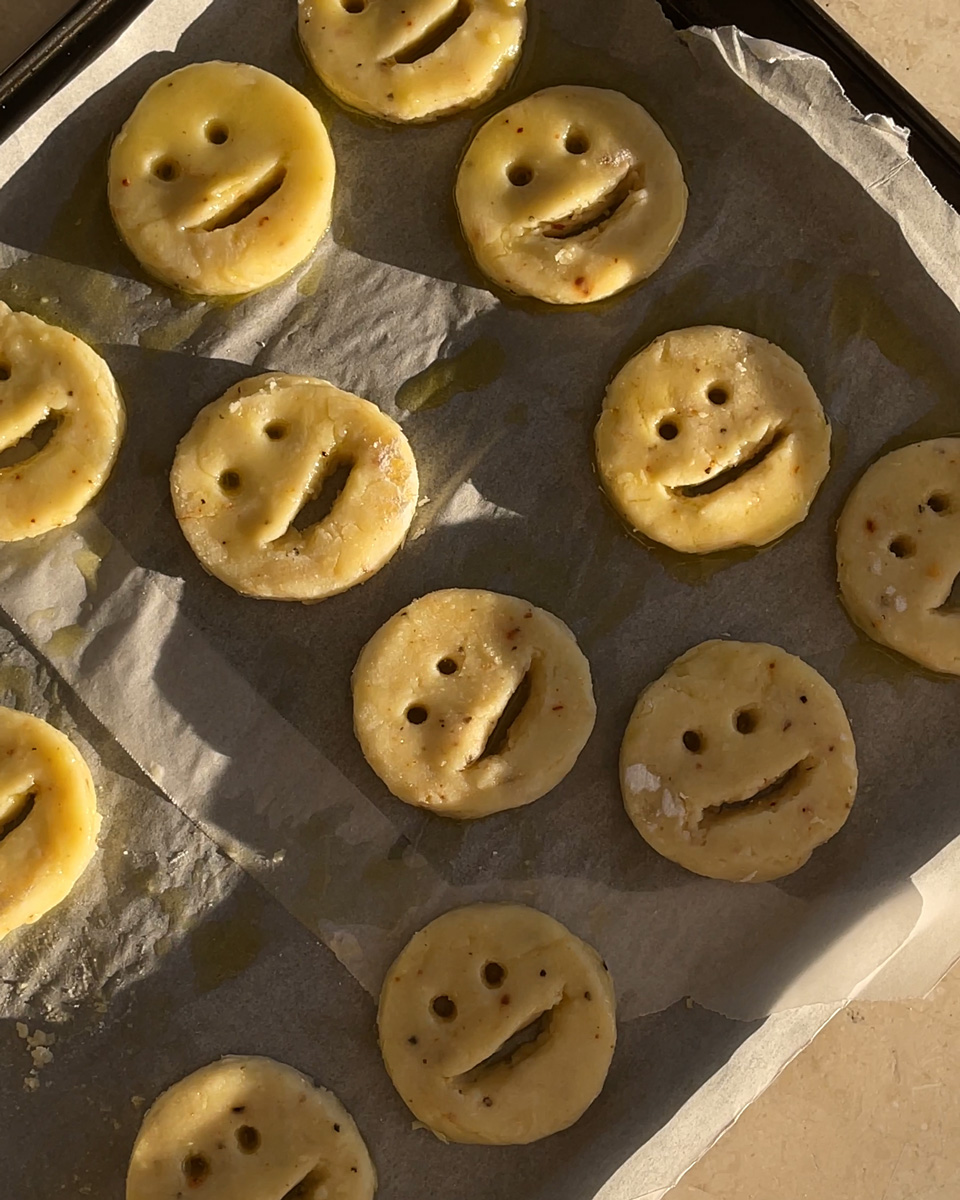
[
  {"x1": 667, "y1": 3, "x2": 960, "y2": 1196},
  {"x1": 819, "y1": 0, "x2": 960, "y2": 136}
]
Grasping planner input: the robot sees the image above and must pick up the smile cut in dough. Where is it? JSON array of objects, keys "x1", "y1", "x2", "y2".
[
  {"x1": 171, "y1": 373, "x2": 418, "y2": 602},
  {"x1": 0, "y1": 706, "x2": 100, "y2": 940},
  {"x1": 126, "y1": 1055, "x2": 376, "y2": 1200},
  {"x1": 595, "y1": 326, "x2": 831, "y2": 554},
  {"x1": 0, "y1": 302, "x2": 124, "y2": 543},
  {"x1": 378, "y1": 903, "x2": 616, "y2": 1144},
  {"x1": 455, "y1": 85, "x2": 687, "y2": 304},
  {"x1": 620, "y1": 640, "x2": 857, "y2": 883},
  {"x1": 299, "y1": 0, "x2": 526, "y2": 123},
  {"x1": 352, "y1": 588, "x2": 596, "y2": 818},
  {"x1": 837, "y1": 438, "x2": 960, "y2": 674},
  {"x1": 109, "y1": 62, "x2": 336, "y2": 296}
]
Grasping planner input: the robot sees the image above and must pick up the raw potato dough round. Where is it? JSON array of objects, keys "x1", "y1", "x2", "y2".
[
  {"x1": 126, "y1": 1055, "x2": 376, "y2": 1200},
  {"x1": 595, "y1": 327, "x2": 831, "y2": 554},
  {"x1": 620, "y1": 641, "x2": 857, "y2": 883},
  {"x1": 109, "y1": 62, "x2": 335, "y2": 295},
  {"x1": 0, "y1": 707, "x2": 100, "y2": 939},
  {"x1": 171, "y1": 373, "x2": 418, "y2": 602},
  {"x1": 378, "y1": 903, "x2": 616, "y2": 1144},
  {"x1": 837, "y1": 438, "x2": 960, "y2": 674},
  {"x1": 0, "y1": 302, "x2": 124, "y2": 542},
  {"x1": 455, "y1": 85, "x2": 687, "y2": 304},
  {"x1": 352, "y1": 589, "x2": 596, "y2": 818},
  {"x1": 299, "y1": 0, "x2": 526, "y2": 123}
]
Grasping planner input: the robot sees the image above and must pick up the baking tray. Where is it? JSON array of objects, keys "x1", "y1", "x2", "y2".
[
  {"x1": 4, "y1": 0, "x2": 960, "y2": 210},
  {"x1": 1, "y1": 1, "x2": 959, "y2": 1197}
]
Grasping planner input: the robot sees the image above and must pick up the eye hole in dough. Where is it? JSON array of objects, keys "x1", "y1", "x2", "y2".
[
  {"x1": 299, "y1": 0, "x2": 526, "y2": 123},
  {"x1": 151, "y1": 157, "x2": 180, "y2": 181},
  {"x1": 455, "y1": 85, "x2": 687, "y2": 305},
  {"x1": 126, "y1": 1055, "x2": 376, "y2": 1200},
  {"x1": 0, "y1": 707, "x2": 101, "y2": 940},
  {"x1": 734, "y1": 708, "x2": 759, "y2": 734},
  {"x1": 595, "y1": 326, "x2": 831, "y2": 554},
  {"x1": 352, "y1": 589, "x2": 596, "y2": 818},
  {"x1": 482, "y1": 960, "x2": 506, "y2": 987},
  {"x1": 235, "y1": 1124, "x2": 261, "y2": 1153},
  {"x1": 108, "y1": 62, "x2": 336, "y2": 296},
  {"x1": 182, "y1": 1153, "x2": 210, "y2": 1185},
  {"x1": 431, "y1": 994, "x2": 457, "y2": 1019},
  {"x1": 0, "y1": 303, "x2": 124, "y2": 543},
  {"x1": 620, "y1": 640, "x2": 858, "y2": 883},
  {"x1": 204, "y1": 120, "x2": 229, "y2": 144},
  {"x1": 377, "y1": 903, "x2": 616, "y2": 1144},
  {"x1": 171, "y1": 373, "x2": 418, "y2": 602},
  {"x1": 888, "y1": 535, "x2": 916, "y2": 559},
  {"x1": 837, "y1": 438, "x2": 960, "y2": 674}
]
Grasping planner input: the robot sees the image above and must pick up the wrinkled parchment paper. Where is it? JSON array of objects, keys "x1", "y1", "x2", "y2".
[{"x1": 2, "y1": 0, "x2": 960, "y2": 1195}]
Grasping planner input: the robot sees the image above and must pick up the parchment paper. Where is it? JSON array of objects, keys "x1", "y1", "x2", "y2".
[{"x1": 2, "y1": 0, "x2": 960, "y2": 1196}]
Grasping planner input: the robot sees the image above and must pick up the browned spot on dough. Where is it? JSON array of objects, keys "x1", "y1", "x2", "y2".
[{"x1": 865, "y1": 518, "x2": 876, "y2": 532}]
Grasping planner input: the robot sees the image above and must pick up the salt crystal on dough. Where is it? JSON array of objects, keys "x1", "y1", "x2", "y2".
[{"x1": 624, "y1": 763, "x2": 661, "y2": 793}]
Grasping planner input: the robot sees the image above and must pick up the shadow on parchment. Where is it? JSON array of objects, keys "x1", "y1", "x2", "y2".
[
  {"x1": 4, "y1": 0, "x2": 960, "y2": 1192},
  {"x1": 57, "y1": 299, "x2": 960, "y2": 1198}
]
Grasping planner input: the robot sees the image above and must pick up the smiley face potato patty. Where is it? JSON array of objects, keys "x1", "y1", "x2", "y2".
[
  {"x1": 0, "y1": 303, "x2": 124, "y2": 543},
  {"x1": 0, "y1": 707, "x2": 100, "y2": 940},
  {"x1": 378, "y1": 903, "x2": 616, "y2": 1144},
  {"x1": 299, "y1": 0, "x2": 526, "y2": 123},
  {"x1": 455, "y1": 85, "x2": 687, "y2": 304},
  {"x1": 595, "y1": 326, "x2": 831, "y2": 554},
  {"x1": 108, "y1": 62, "x2": 335, "y2": 296},
  {"x1": 620, "y1": 640, "x2": 858, "y2": 883},
  {"x1": 126, "y1": 1056, "x2": 376, "y2": 1200},
  {"x1": 837, "y1": 438, "x2": 960, "y2": 674},
  {"x1": 171, "y1": 373, "x2": 418, "y2": 602},
  {"x1": 352, "y1": 589, "x2": 596, "y2": 818}
]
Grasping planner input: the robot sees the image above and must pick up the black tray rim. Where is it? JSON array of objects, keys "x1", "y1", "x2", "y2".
[{"x1": 1, "y1": 0, "x2": 960, "y2": 203}]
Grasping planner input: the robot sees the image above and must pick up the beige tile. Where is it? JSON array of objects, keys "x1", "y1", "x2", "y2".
[
  {"x1": 817, "y1": 0, "x2": 960, "y2": 136},
  {"x1": 666, "y1": 960, "x2": 960, "y2": 1199}
]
